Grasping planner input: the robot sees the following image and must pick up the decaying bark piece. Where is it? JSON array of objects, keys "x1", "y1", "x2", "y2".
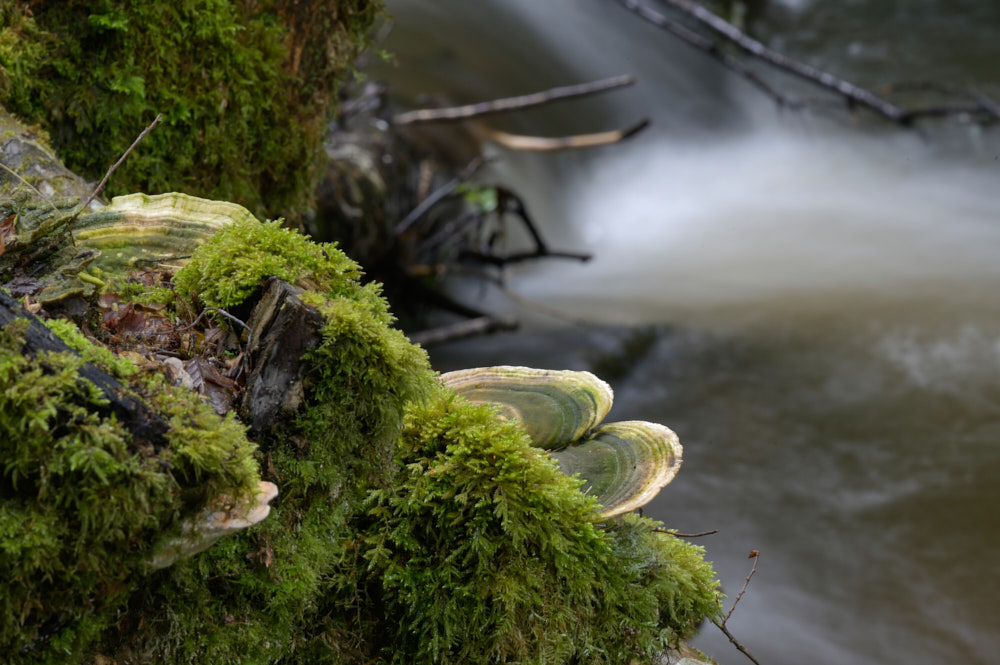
[
  {"x1": 241, "y1": 277, "x2": 326, "y2": 437},
  {"x1": 0, "y1": 108, "x2": 99, "y2": 203},
  {"x1": 0, "y1": 290, "x2": 170, "y2": 451}
]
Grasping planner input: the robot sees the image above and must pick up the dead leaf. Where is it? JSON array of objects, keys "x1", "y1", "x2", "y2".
[{"x1": 184, "y1": 358, "x2": 236, "y2": 415}]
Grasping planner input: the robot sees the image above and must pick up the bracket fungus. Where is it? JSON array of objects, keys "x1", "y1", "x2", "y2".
[
  {"x1": 1, "y1": 192, "x2": 253, "y2": 304},
  {"x1": 440, "y1": 365, "x2": 614, "y2": 449},
  {"x1": 440, "y1": 366, "x2": 683, "y2": 517},
  {"x1": 148, "y1": 480, "x2": 279, "y2": 571},
  {"x1": 73, "y1": 192, "x2": 254, "y2": 273}
]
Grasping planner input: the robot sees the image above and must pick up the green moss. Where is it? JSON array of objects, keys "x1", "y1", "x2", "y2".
[
  {"x1": 43, "y1": 316, "x2": 139, "y2": 378},
  {"x1": 0, "y1": 0, "x2": 383, "y2": 220},
  {"x1": 0, "y1": 315, "x2": 260, "y2": 664},
  {"x1": 325, "y1": 390, "x2": 722, "y2": 665},
  {"x1": 103, "y1": 217, "x2": 434, "y2": 664},
  {"x1": 5, "y1": 211, "x2": 721, "y2": 664},
  {"x1": 173, "y1": 217, "x2": 370, "y2": 310}
]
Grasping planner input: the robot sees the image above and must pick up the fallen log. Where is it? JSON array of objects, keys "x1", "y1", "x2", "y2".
[{"x1": 0, "y1": 289, "x2": 170, "y2": 451}]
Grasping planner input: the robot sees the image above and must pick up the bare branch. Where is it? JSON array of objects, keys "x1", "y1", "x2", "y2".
[
  {"x1": 653, "y1": 528, "x2": 720, "y2": 538},
  {"x1": 395, "y1": 156, "x2": 492, "y2": 236},
  {"x1": 393, "y1": 74, "x2": 635, "y2": 124},
  {"x1": 483, "y1": 118, "x2": 650, "y2": 152},
  {"x1": 616, "y1": 0, "x2": 910, "y2": 123},
  {"x1": 711, "y1": 549, "x2": 763, "y2": 665}
]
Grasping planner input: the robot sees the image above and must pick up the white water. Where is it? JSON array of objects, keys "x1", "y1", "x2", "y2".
[{"x1": 507, "y1": 126, "x2": 1000, "y2": 328}]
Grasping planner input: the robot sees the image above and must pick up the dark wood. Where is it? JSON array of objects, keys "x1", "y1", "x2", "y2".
[
  {"x1": 408, "y1": 315, "x2": 518, "y2": 348},
  {"x1": 240, "y1": 277, "x2": 326, "y2": 438},
  {"x1": 0, "y1": 290, "x2": 170, "y2": 451}
]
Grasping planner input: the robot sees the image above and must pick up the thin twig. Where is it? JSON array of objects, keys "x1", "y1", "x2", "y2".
[
  {"x1": 653, "y1": 528, "x2": 720, "y2": 538},
  {"x1": 80, "y1": 113, "x2": 163, "y2": 213},
  {"x1": 178, "y1": 307, "x2": 251, "y2": 334},
  {"x1": 711, "y1": 550, "x2": 763, "y2": 665},
  {"x1": 724, "y1": 550, "x2": 759, "y2": 625},
  {"x1": 714, "y1": 620, "x2": 763, "y2": 665},
  {"x1": 0, "y1": 163, "x2": 60, "y2": 215},
  {"x1": 460, "y1": 249, "x2": 592, "y2": 266},
  {"x1": 393, "y1": 74, "x2": 636, "y2": 124},
  {"x1": 616, "y1": 0, "x2": 907, "y2": 123}
]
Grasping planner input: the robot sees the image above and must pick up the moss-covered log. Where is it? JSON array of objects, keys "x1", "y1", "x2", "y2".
[
  {"x1": 2, "y1": 193, "x2": 723, "y2": 664},
  {"x1": 0, "y1": 0, "x2": 383, "y2": 221},
  {"x1": 0, "y1": 27, "x2": 723, "y2": 660},
  {"x1": 0, "y1": 290, "x2": 170, "y2": 449}
]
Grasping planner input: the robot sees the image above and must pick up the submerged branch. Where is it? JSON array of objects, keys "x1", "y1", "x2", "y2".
[{"x1": 408, "y1": 315, "x2": 518, "y2": 347}]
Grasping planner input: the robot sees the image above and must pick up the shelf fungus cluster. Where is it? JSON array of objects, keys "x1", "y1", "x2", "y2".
[
  {"x1": 440, "y1": 366, "x2": 683, "y2": 517},
  {"x1": 1, "y1": 192, "x2": 250, "y2": 304}
]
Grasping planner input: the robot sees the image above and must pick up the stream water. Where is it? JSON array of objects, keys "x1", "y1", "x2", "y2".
[{"x1": 369, "y1": 2, "x2": 1000, "y2": 663}]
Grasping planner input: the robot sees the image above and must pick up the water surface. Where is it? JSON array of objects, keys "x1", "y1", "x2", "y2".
[{"x1": 372, "y1": 2, "x2": 1000, "y2": 663}]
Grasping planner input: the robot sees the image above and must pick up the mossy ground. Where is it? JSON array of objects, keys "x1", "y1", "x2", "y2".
[
  {"x1": 0, "y1": 314, "x2": 260, "y2": 664},
  {"x1": 3, "y1": 213, "x2": 722, "y2": 664},
  {"x1": 0, "y1": 0, "x2": 382, "y2": 220}
]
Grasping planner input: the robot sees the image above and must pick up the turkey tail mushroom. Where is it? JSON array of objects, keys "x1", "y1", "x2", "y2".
[
  {"x1": 551, "y1": 421, "x2": 682, "y2": 518},
  {"x1": 440, "y1": 365, "x2": 613, "y2": 449}
]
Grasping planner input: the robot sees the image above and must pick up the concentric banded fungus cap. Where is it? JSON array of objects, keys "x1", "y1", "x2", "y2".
[
  {"x1": 73, "y1": 192, "x2": 254, "y2": 272},
  {"x1": 551, "y1": 421, "x2": 682, "y2": 518},
  {"x1": 440, "y1": 366, "x2": 613, "y2": 449}
]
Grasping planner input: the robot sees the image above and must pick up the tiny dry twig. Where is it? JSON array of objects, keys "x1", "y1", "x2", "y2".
[
  {"x1": 653, "y1": 528, "x2": 720, "y2": 538},
  {"x1": 178, "y1": 307, "x2": 251, "y2": 334},
  {"x1": 393, "y1": 74, "x2": 635, "y2": 125},
  {"x1": 724, "y1": 549, "x2": 760, "y2": 625},
  {"x1": 483, "y1": 118, "x2": 650, "y2": 152},
  {"x1": 80, "y1": 113, "x2": 163, "y2": 213},
  {"x1": 22, "y1": 113, "x2": 165, "y2": 266},
  {"x1": 712, "y1": 549, "x2": 763, "y2": 665}
]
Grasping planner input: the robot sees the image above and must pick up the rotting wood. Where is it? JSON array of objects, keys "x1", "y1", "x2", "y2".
[
  {"x1": 240, "y1": 277, "x2": 326, "y2": 439},
  {"x1": 0, "y1": 289, "x2": 171, "y2": 451}
]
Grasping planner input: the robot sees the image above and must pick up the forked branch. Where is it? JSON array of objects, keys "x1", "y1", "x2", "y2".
[{"x1": 712, "y1": 549, "x2": 763, "y2": 665}]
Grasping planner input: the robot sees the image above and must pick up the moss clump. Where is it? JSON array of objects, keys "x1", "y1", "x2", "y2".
[
  {"x1": 0, "y1": 0, "x2": 382, "y2": 219},
  {"x1": 0, "y1": 315, "x2": 259, "y2": 664},
  {"x1": 175, "y1": 215, "x2": 433, "y2": 501},
  {"x1": 4, "y1": 211, "x2": 721, "y2": 664},
  {"x1": 325, "y1": 390, "x2": 722, "y2": 664},
  {"x1": 173, "y1": 217, "x2": 372, "y2": 310},
  {"x1": 109, "y1": 218, "x2": 434, "y2": 663}
]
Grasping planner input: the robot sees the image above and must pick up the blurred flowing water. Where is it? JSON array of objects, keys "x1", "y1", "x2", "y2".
[{"x1": 370, "y1": 2, "x2": 1000, "y2": 663}]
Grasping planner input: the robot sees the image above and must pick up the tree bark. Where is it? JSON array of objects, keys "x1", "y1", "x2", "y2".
[{"x1": 240, "y1": 277, "x2": 326, "y2": 439}]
